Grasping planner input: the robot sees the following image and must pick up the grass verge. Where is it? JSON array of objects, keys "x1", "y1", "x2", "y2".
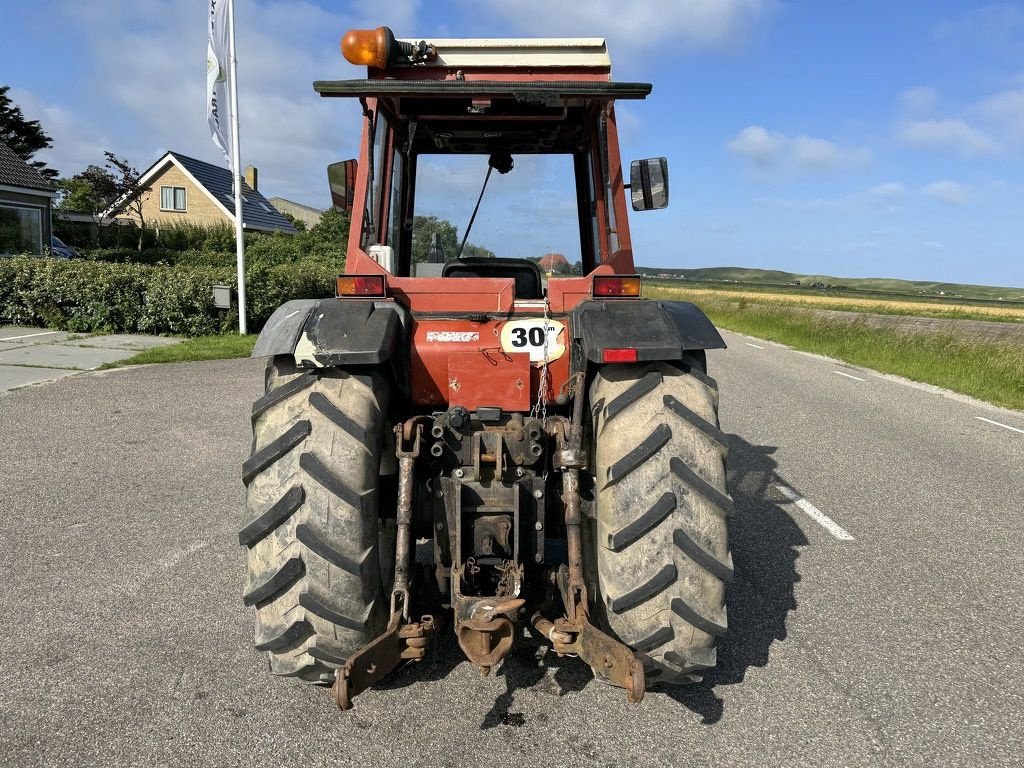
[
  {"x1": 650, "y1": 290, "x2": 1024, "y2": 411},
  {"x1": 100, "y1": 334, "x2": 257, "y2": 368}
]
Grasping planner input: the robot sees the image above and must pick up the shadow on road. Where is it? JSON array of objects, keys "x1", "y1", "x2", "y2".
[
  {"x1": 375, "y1": 620, "x2": 592, "y2": 729},
  {"x1": 664, "y1": 434, "x2": 808, "y2": 724},
  {"x1": 377, "y1": 434, "x2": 806, "y2": 727}
]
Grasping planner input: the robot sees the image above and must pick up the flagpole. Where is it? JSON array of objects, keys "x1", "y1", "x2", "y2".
[{"x1": 227, "y1": 0, "x2": 247, "y2": 335}]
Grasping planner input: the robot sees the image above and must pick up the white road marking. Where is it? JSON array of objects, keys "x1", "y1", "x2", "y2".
[
  {"x1": 975, "y1": 416, "x2": 1024, "y2": 435},
  {"x1": 833, "y1": 370, "x2": 866, "y2": 382},
  {"x1": 776, "y1": 484, "x2": 855, "y2": 541},
  {"x1": 745, "y1": 342, "x2": 765, "y2": 349},
  {"x1": 2, "y1": 331, "x2": 58, "y2": 341}
]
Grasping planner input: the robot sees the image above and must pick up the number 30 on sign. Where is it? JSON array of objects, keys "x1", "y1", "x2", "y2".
[{"x1": 499, "y1": 319, "x2": 566, "y2": 364}]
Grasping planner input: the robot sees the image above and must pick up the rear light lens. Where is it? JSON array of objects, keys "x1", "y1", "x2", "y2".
[
  {"x1": 336, "y1": 274, "x2": 386, "y2": 297},
  {"x1": 593, "y1": 275, "x2": 641, "y2": 297},
  {"x1": 602, "y1": 348, "x2": 638, "y2": 363}
]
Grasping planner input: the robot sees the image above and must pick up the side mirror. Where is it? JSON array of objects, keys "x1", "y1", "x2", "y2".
[
  {"x1": 629, "y1": 157, "x2": 669, "y2": 211},
  {"x1": 328, "y1": 159, "x2": 358, "y2": 212}
]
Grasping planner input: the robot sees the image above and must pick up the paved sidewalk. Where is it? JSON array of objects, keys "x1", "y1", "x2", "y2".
[{"x1": 0, "y1": 326, "x2": 181, "y2": 395}]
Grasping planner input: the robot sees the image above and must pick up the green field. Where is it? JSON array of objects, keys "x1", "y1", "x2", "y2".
[
  {"x1": 648, "y1": 285, "x2": 1024, "y2": 411},
  {"x1": 638, "y1": 266, "x2": 1024, "y2": 305}
]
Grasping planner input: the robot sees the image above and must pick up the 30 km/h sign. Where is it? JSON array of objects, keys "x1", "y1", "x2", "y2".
[{"x1": 499, "y1": 318, "x2": 566, "y2": 364}]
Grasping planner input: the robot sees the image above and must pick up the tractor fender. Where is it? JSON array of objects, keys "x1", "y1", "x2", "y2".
[
  {"x1": 570, "y1": 299, "x2": 726, "y2": 364},
  {"x1": 252, "y1": 298, "x2": 408, "y2": 370}
]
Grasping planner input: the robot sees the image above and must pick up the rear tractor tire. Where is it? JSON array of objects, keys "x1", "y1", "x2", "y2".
[
  {"x1": 240, "y1": 356, "x2": 393, "y2": 683},
  {"x1": 589, "y1": 357, "x2": 732, "y2": 686}
]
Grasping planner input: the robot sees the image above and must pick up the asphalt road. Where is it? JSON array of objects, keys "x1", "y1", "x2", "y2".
[{"x1": 1, "y1": 330, "x2": 1022, "y2": 767}]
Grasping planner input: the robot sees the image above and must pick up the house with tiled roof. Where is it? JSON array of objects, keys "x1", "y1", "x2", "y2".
[
  {"x1": 103, "y1": 150, "x2": 297, "y2": 234},
  {"x1": 0, "y1": 140, "x2": 57, "y2": 255},
  {"x1": 538, "y1": 252, "x2": 570, "y2": 272}
]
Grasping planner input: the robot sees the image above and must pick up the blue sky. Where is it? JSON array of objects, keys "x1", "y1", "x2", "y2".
[{"x1": 2, "y1": 0, "x2": 1023, "y2": 286}]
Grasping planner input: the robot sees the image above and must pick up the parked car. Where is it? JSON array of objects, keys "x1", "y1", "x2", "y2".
[{"x1": 50, "y1": 236, "x2": 80, "y2": 259}]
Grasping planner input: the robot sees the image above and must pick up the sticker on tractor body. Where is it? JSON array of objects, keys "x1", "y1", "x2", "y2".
[
  {"x1": 499, "y1": 319, "x2": 566, "y2": 364},
  {"x1": 426, "y1": 331, "x2": 479, "y2": 342}
]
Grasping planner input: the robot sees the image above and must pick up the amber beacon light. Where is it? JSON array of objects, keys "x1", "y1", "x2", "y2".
[
  {"x1": 341, "y1": 27, "x2": 396, "y2": 68},
  {"x1": 342, "y1": 26, "x2": 436, "y2": 68}
]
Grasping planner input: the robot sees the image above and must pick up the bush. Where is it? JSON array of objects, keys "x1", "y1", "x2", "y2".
[
  {"x1": 76, "y1": 208, "x2": 350, "y2": 269},
  {"x1": 151, "y1": 221, "x2": 237, "y2": 252},
  {"x1": 0, "y1": 257, "x2": 337, "y2": 337}
]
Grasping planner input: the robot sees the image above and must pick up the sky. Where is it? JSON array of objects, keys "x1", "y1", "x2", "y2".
[{"x1": 2, "y1": 0, "x2": 1023, "y2": 287}]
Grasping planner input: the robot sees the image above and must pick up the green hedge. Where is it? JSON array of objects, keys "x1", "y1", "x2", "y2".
[{"x1": 0, "y1": 257, "x2": 336, "y2": 337}]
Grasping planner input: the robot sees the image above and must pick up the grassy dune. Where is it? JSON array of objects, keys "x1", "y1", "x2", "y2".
[
  {"x1": 649, "y1": 286, "x2": 1024, "y2": 411},
  {"x1": 639, "y1": 266, "x2": 1024, "y2": 302}
]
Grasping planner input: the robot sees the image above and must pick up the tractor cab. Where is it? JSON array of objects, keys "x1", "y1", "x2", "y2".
[{"x1": 320, "y1": 29, "x2": 666, "y2": 301}]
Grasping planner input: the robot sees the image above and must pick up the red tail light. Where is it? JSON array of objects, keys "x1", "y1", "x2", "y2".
[
  {"x1": 593, "y1": 275, "x2": 642, "y2": 298},
  {"x1": 602, "y1": 348, "x2": 638, "y2": 363},
  {"x1": 336, "y1": 274, "x2": 386, "y2": 297}
]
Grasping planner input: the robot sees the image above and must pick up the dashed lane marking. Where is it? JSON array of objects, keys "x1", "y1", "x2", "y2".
[
  {"x1": 975, "y1": 416, "x2": 1024, "y2": 435},
  {"x1": 833, "y1": 370, "x2": 867, "y2": 382},
  {"x1": 776, "y1": 484, "x2": 855, "y2": 541},
  {"x1": 745, "y1": 342, "x2": 765, "y2": 349}
]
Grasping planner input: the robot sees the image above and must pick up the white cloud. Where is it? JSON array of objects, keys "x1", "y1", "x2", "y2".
[
  {"x1": 461, "y1": 0, "x2": 773, "y2": 54},
  {"x1": 706, "y1": 221, "x2": 737, "y2": 233},
  {"x1": 726, "y1": 125, "x2": 871, "y2": 174},
  {"x1": 865, "y1": 182, "x2": 907, "y2": 200},
  {"x1": 923, "y1": 180, "x2": 969, "y2": 206},
  {"x1": 7, "y1": 88, "x2": 112, "y2": 176},
  {"x1": 789, "y1": 135, "x2": 871, "y2": 170},
  {"x1": 725, "y1": 126, "x2": 786, "y2": 167},
  {"x1": 933, "y1": 3, "x2": 1024, "y2": 46},
  {"x1": 760, "y1": 181, "x2": 911, "y2": 214},
  {"x1": 33, "y1": 0, "x2": 420, "y2": 205},
  {"x1": 899, "y1": 86, "x2": 938, "y2": 115},
  {"x1": 922, "y1": 241, "x2": 945, "y2": 251},
  {"x1": 896, "y1": 118, "x2": 999, "y2": 156},
  {"x1": 974, "y1": 86, "x2": 1024, "y2": 148}
]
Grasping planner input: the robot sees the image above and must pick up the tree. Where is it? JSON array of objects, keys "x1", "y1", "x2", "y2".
[
  {"x1": 0, "y1": 85, "x2": 58, "y2": 180},
  {"x1": 411, "y1": 215, "x2": 457, "y2": 263},
  {"x1": 103, "y1": 152, "x2": 149, "y2": 251},
  {"x1": 55, "y1": 165, "x2": 118, "y2": 214},
  {"x1": 410, "y1": 214, "x2": 495, "y2": 263},
  {"x1": 460, "y1": 242, "x2": 496, "y2": 260}
]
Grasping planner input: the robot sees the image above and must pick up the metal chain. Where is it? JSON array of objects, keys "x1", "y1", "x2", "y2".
[{"x1": 531, "y1": 295, "x2": 551, "y2": 425}]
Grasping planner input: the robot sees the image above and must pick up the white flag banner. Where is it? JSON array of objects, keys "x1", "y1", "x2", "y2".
[{"x1": 207, "y1": 0, "x2": 230, "y2": 163}]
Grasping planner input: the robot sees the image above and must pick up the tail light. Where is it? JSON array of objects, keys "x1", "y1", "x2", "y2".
[
  {"x1": 336, "y1": 275, "x2": 386, "y2": 297},
  {"x1": 593, "y1": 275, "x2": 641, "y2": 298}
]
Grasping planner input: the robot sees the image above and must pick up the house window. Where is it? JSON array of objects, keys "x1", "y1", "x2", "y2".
[
  {"x1": 0, "y1": 203, "x2": 43, "y2": 255},
  {"x1": 160, "y1": 186, "x2": 187, "y2": 211}
]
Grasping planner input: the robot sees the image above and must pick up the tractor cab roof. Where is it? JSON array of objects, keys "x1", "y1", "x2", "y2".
[
  {"x1": 320, "y1": 29, "x2": 650, "y2": 154},
  {"x1": 314, "y1": 80, "x2": 651, "y2": 154},
  {"x1": 313, "y1": 80, "x2": 652, "y2": 101}
]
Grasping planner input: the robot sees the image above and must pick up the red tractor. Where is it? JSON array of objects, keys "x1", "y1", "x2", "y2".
[{"x1": 241, "y1": 27, "x2": 731, "y2": 709}]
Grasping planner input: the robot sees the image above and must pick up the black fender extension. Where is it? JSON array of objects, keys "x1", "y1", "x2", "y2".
[
  {"x1": 252, "y1": 298, "x2": 409, "y2": 388},
  {"x1": 570, "y1": 299, "x2": 726, "y2": 364}
]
